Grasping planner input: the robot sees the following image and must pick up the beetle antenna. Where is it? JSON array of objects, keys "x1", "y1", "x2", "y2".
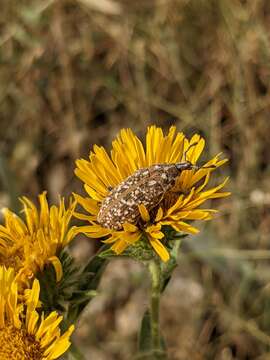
[
  {"x1": 183, "y1": 142, "x2": 199, "y2": 162},
  {"x1": 200, "y1": 164, "x2": 216, "y2": 169},
  {"x1": 192, "y1": 164, "x2": 217, "y2": 170},
  {"x1": 183, "y1": 141, "x2": 217, "y2": 170}
]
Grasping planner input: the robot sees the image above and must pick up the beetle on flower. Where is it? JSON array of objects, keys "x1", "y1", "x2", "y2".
[{"x1": 74, "y1": 125, "x2": 230, "y2": 262}]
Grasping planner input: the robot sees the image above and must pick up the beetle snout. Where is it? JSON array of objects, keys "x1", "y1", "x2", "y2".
[{"x1": 175, "y1": 162, "x2": 196, "y2": 171}]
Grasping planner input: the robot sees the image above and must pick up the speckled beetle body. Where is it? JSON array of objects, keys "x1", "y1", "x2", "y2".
[{"x1": 97, "y1": 162, "x2": 193, "y2": 230}]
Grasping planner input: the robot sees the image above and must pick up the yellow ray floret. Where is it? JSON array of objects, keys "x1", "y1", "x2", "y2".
[
  {"x1": 0, "y1": 192, "x2": 77, "y2": 285},
  {"x1": 0, "y1": 266, "x2": 74, "y2": 360},
  {"x1": 74, "y1": 125, "x2": 230, "y2": 262}
]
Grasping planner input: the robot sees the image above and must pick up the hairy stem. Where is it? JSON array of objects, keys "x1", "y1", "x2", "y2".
[{"x1": 149, "y1": 259, "x2": 162, "y2": 350}]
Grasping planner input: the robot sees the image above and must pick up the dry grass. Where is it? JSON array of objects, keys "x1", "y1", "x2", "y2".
[{"x1": 1, "y1": 0, "x2": 270, "y2": 359}]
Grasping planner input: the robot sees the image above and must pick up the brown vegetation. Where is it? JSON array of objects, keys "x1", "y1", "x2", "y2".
[{"x1": 1, "y1": 1, "x2": 270, "y2": 358}]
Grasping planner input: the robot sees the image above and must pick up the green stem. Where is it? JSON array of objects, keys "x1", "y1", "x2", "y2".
[{"x1": 148, "y1": 259, "x2": 161, "y2": 350}]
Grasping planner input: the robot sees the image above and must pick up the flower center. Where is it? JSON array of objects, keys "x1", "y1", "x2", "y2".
[
  {"x1": 0, "y1": 325, "x2": 43, "y2": 360},
  {"x1": 0, "y1": 248, "x2": 24, "y2": 272}
]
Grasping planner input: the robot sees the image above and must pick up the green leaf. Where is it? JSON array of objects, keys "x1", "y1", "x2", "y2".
[
  {"x1": 66, "y1": 343, "x2": 86, "y2": 360},
  {"x1": 138, "y1": 310, "x2": 152, "y2": 351},
  {"x1": 137, "y1": 310, "x2": 167, "y2": 360}
]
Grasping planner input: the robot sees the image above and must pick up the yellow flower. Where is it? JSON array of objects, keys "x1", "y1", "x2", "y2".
[
  {"x1": 0, "y1": 266, "x2": 74, "y2": 360},
  {"x1": 0, "y1": 192, "x2": 77, "y2": 285},
  {"x1": 74, "y1": 126, "x2": 230, "y2": 262}
]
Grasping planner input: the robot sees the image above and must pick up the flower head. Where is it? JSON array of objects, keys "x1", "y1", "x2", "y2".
[
  {"x1": 75, "y1": 126, "x2": 230, "y2": 262},
  {"x1": 0, "y1": 266, "x2": 74, "y2": 360},
  {"x1": 0, "y1": 192, "x2": 77, "y2": 284}
]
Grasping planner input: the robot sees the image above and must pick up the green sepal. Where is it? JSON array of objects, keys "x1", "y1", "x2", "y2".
[
  {"x1": 99, "y1": 229, "x2": 187, "y2": 263},
  {"x1": 161, "y1": 226, "x2": 188, "y2": 242},
  {"x1": 37, "y1": 250, "x2": 79, "y2": 315},
  {"x1": 98, "y1": 248, "x2": 121, "y2": 259},
  {"x1": 64, "y1": 245, "x2": 109, "y2": 327},
  {"x1": 99, "y1": 235, "x2": 156, "y2": 262},
  {"x1": 68, "y1": 289, "x2": 97, "y2": 305},
  {"x1": 37, "y1": 245, "x2": 109, "y2": 331}
]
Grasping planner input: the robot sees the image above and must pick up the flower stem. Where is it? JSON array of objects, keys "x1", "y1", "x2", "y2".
[{"x1": 148, "y1": 259, "x2": 162, "y2": 350}]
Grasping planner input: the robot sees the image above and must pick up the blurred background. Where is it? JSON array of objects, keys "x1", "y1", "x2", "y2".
[{"x1": 1, "y1": 0, "x2": 270, "y2": 359}]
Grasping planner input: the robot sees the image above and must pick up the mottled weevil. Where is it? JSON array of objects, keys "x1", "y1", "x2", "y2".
[
  {"x1": 97, "y1": 139, "x2": 216, "y2": 231},
  {"x1": 97, "y1": 161, "x2": 199, "y2": 230}
]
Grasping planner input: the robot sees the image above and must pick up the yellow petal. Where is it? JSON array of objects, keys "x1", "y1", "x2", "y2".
[
  {"x1": 123, "y1": 222, "x2": 138, "y2": 233},
  {"x1": 111, "y1": 239, "x2": 128, "y2": 254},
  {"x1": 171, "y1": 221, "x2": 200, "y2": 234},
  {"x1": 48, "y1": 256, "x2": 63, "y2": 282},
  {"x1": 148, "y1": 237, "x2": 170, "y2": 262},
  {"x1": 73, "y1": 193, "x2": 100, "y2": 215},
  {"x1": 138, "y1": 204, "x2": 150, "y2": 222},
  {"x1": 155, "y1": 207, "x2": 164, "y2": 222}
]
